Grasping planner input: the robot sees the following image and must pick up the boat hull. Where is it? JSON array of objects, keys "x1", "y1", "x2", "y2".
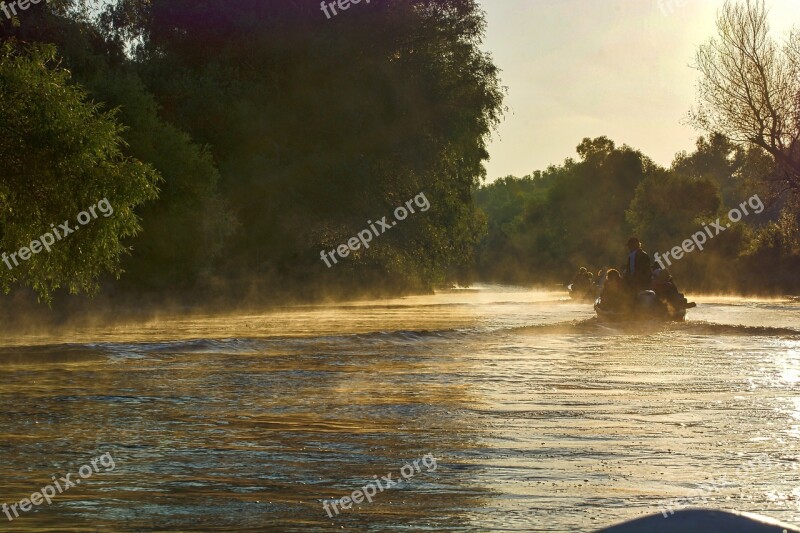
[
  {"x1": 594, "y1": 291, "x2": 688, "y2": 322},
  {"x1": 596, "y1": 509, "x2": 800, "y2": 532}
]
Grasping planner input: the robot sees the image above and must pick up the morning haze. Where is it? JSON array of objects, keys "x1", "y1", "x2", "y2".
[
  {"x1": 1, "y1": 1, "x2": 800, "y2": 531},
  {"x1": 479, "y1": 0, "x2": 800, "y2": 180}
]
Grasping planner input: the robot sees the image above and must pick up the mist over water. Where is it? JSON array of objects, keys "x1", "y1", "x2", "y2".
[{"x1": 1, "y1": 284, "x2": 799, "y2": 531}]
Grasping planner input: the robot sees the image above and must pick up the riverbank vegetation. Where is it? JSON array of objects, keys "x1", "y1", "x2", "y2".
[
  {"x1": 475, "y1": 133, "x2": 796, "y2": 292},
  {"x1": 0, "y1": 0, "x2": 798, "y2": 313},
  {"x1": 477, "y1": 0, "x2": 800, "y2": 293},
  {"x1": 1, "y1": 0, "x2": 501, "y2": 306}
]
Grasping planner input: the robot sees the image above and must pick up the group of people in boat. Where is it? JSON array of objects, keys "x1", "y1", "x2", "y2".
[
  {"x1": 571, "y1": 237, "x2": 690, "y2": 314},
  {"x1": 569, "y1": 267, "x2": 601, "y2": 299}
]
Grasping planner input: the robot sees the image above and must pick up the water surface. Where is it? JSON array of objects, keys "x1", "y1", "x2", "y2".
[{"x1": 1, "y1": 285, "x2": 799, "y2": 531}]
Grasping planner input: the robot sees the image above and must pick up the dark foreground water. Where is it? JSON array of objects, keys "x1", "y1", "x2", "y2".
[{"x1": 1, "y1": 285, "x2": 799, "y2": 532}]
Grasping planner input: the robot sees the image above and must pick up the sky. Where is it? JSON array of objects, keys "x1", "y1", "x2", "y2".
[{"x1": 477, "y1": 0, "x2": 800, "y2": 182}]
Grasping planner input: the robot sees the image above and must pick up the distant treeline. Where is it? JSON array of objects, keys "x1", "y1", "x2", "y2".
[
  {"x1": 475, "y1": 134, "x2": 800, "y2": 293},
  {"x1": 0, "y1": 0, "x2": 501, "y2": 305},
  {"x1": 476, "y1": 0, "x2": 800, "y2": 295}
]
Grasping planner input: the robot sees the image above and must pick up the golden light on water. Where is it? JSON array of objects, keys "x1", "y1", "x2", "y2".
[{"x1": 0, "y1": 287, "x2": 799, "y2": 530}]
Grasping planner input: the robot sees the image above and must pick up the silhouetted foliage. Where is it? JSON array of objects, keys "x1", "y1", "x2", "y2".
[
  {"x1": 475, "y1": 134, "x2": 799, "y2": 293},
  {"x1": 475, "y1": 137, "x2": 656, "y2": 284},
  {"x1": 0, "y1": 42, "x2": 159, "y2": 302},
  {"x1": 1, "y1": 0, "x2": 503, "y2": 303}
]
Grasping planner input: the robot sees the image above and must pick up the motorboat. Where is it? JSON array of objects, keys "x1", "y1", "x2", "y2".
[{"x1": 594, "y1": 289, "x2": 695, "y2": 322}]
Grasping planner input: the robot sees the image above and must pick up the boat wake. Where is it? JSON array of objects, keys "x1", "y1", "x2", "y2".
[{"x1": 508, "y1": 318, "x2": 800, "y2": 338}]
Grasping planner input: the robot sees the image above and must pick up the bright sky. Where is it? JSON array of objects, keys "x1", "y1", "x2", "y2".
[{"x1": 477, "y1": 0, "x2": 800, "y2": 182}]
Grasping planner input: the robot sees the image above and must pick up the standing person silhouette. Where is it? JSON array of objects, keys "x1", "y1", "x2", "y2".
[{"x1": 622, "y1": 237, "x2": 651, "y2": 294}]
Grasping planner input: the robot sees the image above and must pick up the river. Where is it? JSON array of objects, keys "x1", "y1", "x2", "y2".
[{"x1": 0, "y1": 284, "x2": 799, "y2": 531}]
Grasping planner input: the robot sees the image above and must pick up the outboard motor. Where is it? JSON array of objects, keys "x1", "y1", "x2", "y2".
[{"x1": 636, "y1": 290, "x2": 660, "y2": 315}]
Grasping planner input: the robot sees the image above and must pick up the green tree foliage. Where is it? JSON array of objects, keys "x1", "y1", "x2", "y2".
[
  {"x1": 671, "y1": 134, "x2": 757, "y2": 206},
  {"x1": 0, "y1": 42, "x2": 159, "y2": 301},
  {"x1": 101, "y1": 0, "x2": 502, "y2": 294},
  {"x1": 91, "y1": 71, "x2": 235, "y2": 291},
  {"x1": 626, "y1": 169, "x2": 726, "y2": 288},
  {"x1": 627, "y1": 170, "x2": 721, "y2": 249},
  {"x1": 476, "y1": 134, "x2": 790, "y2": 292},
  {"x1": 2, "y1": 4, "x2": 237, "y2": 292},
  {"x1": 0, "y1": 0, "x2": 502, "y2": 303},
  {"x1": 475, "y1": 137, "x2": 656, "y2": 282},
  {"x1": 628, "y1": 135, "x2": 778, "y2": 289},
  {"x1": 741, "y1": 209, "x2": 800, "y2": 291}
]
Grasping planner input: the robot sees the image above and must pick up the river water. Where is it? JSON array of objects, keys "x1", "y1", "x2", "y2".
[{"x1": 1, "y1": 284, "x2": 799, "y2": 532}]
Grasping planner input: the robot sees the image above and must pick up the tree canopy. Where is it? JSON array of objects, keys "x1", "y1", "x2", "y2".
[
  {"x1": 0, "y1": 42, "x2": 159, "y2": 302},
  {"x1": 2, "y1": 0, "x2": 799, "y2": 303},
  {"x1": 1, "y1": 0, "x2": 504, "y2": 302},
  {"x1": 693, "y1": 0, "x2": 800, "y2": 197}
]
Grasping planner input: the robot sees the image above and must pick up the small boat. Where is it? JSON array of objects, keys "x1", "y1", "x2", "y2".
[
  {"x1": 568, "y1": 283, "x2": 597, "y2": 302},
  {"x1": 594, "y1": 290, "x2": 695, "y2": 322},
  {"x1": 596, "y1": 508, "x2": 800, "y2": 532}
]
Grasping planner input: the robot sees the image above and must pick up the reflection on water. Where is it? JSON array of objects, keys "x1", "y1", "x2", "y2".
[{"x1": 0, "y1": 285, "x2": 799, "y2": 531}]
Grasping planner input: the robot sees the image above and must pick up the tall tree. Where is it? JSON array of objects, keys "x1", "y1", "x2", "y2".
[
  {"x1": 102, "y1": 0, "x2": 503, "y2": 293},
  {"x1": 475, "y1": 137, "x2": 656, "y2": 283},
  {"x1": 692, "y1": 0, "x2": 800, "y2": 197},
  {"x1": 0, "y1": 42, "x2": 159, "y2": 302},
  {"x1": 2, "y1": 2, "x2": 236, "y2": 294}
]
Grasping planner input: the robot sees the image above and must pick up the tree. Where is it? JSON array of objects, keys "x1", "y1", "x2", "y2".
[
  {"x1": 4, "y1": 0, "x2": 504, "y2": 300},
  {"x1": 0, "y1": 42, "x2": 159, "y2": 302},
  {"x1": 626, "y1": 169, "x2": 721, "y2": 260},
  {"x1": 2, "y1": 2, "x2": 236, "y2": 293},
  {"x1": 692, "y1": 0, "x2": 800, "y2": 196},
  {"x1": 474, "y1": 137, "x2": 656, "y2": 283},
  {"x1": 102, "y1": 0, "x2": 503, "y2": 293}
]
